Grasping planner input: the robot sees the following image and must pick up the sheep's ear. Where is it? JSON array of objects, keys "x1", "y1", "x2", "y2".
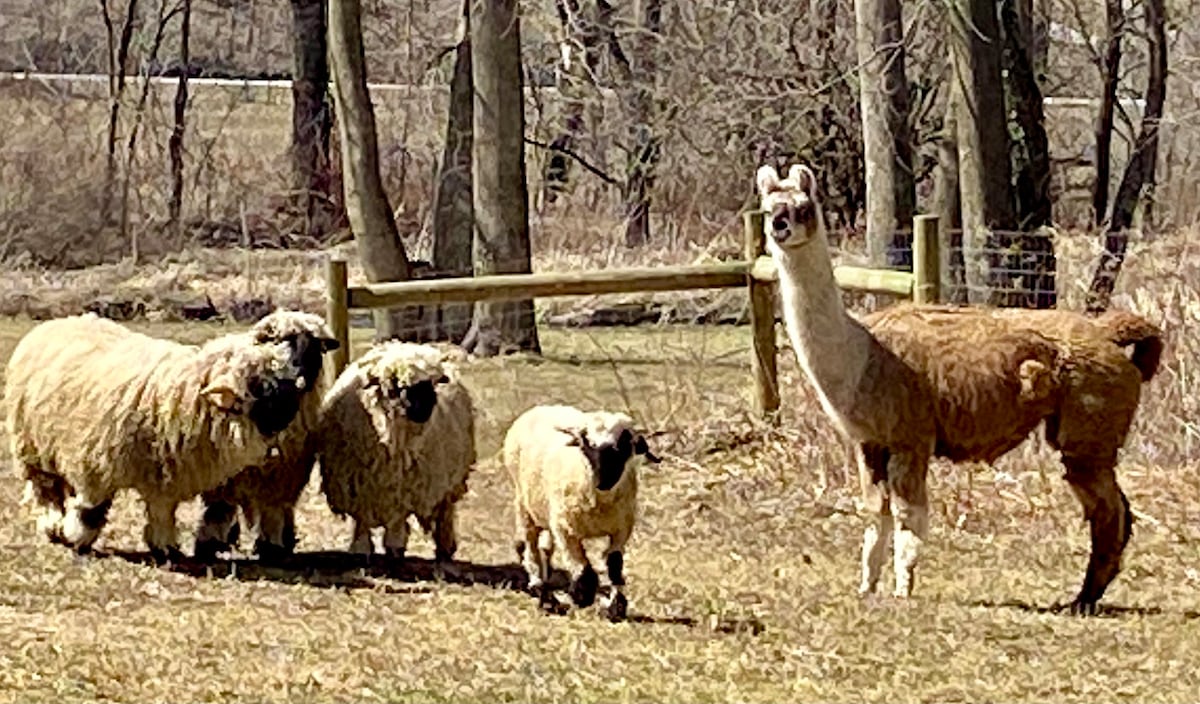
[
  {"x1": 319, "y1": 336, "x2": 341, "y2": 352},
  {"x1": 787, "y1": 164, "x2": 819, "y2": 201},
  {"x1": 756, "y1": 164, "x2": 781, "y2": 197},
  {"x1": 634, "y1": 435, "x2": 662, "y2": 464},
  {"x1": 201, "y1": 383, "x2": 242, "y2": 414},
  {"x1": 557, "y1": 426, "x2": 589, "y2": 448}
]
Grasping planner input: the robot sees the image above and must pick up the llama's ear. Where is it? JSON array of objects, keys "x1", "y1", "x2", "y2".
[
  {"x1": 787, "y1": 164, "x2": 819, "y2": 201},
  {"x1": 756, "y1": 164, "x2": 781, "y2": 197}
]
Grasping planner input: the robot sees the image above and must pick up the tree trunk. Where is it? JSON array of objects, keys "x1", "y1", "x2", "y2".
[
  {"x1": 167, "y1": 0, "x2": 190, "y2": 235},
  {"x1": 541, "y1": 0, "x2": 601, "y2": 208},
  {"x1": 462, "y1": 0, "x2": 540, "y2": 356},
  {"x1": 1093, "y1": 0, "x2": 1124, "y2": 226},
  {"x1": 1001, "y1": 0, "x2": 1056, "y2": 307},
  {"x1": 430, "y1": 0, "x2": 475, "y2": 343},
  {"x1": 1086, "y1": 0, "x2": 1166, "y2": 312},
  {"x1": 935, "y1": 93, "x2": 967, "y2": 304},
  {"x1": 101, "y1": 0, "x2": 139, "y2": 227},
  {"x1": 328, "y1": 0, "x2": 413, "y2": 338},
  {"x1": 950, "y1": 0, "x2": 1016, "y2": 305},
  {"x1": 290, "y1": 0, "x2": 337, "y2": 240},
  {"x1": 613, "y1": 0, "x2": 663, "y2": 248},
  {"x1": 854, "y1": 0, "x2": 914, "y2": 269}
]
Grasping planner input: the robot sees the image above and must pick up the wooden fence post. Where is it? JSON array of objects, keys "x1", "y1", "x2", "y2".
[
  {"x1": 744, "y1": 209, "x2": 780, "y2": 423},
  {"x1": 326, "y1": 255, "x2": 350, "y2": 374},
  {"x1": 913, "y1": 214, "x2": 941, "y2": 304}
]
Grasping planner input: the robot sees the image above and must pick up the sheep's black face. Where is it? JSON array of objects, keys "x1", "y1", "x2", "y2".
[
  {"x1": 392, "y1": 379, "x2": 439, "y2": 424},
  {"x1": 590, "y1": 430, "x2": 635, "y2": 491},
  {"x1": 246, "y1": 375, "x2": 304, "y2": 437},
  {"x1": 277, "y1": 332, "x2": 338, "y2": 394}
]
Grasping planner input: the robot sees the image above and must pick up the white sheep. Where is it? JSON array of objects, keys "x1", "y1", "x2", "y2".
[
  {"x1": 192, "y1": 310, "x2": 340, "y2": 562},
  {"x1": 4, "y1": 313, "x2": 314, "y2": 562},
  {"x1": 315, "y1": 340, "x2": 476, "y2": 562},
  {"x1": 502, "y1": 404, "x2": 661, "y2": 621}
]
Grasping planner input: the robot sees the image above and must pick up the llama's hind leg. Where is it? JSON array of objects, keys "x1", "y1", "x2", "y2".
[
  {"x1": 857, "y1": 444, "x2": 893, "y2": 595},
  {"x1": 888, "y1": 449, "x2": 930, "y2": 599},
  {"x1": 1062, "y1": 456, "x2": 1132, "y2": 615}
]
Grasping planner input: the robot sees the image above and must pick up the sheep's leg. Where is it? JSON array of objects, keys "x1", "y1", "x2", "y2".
[
  {"x1": 556, "y1": 531, "x2": 599, "y2": 608},
  {"x1": 20, "y1": 468, "x2": 70, "y2": 544},
  {"x1": 383, "y1": 516, "x2": 411, "y2": 561},
  {"x1": 347, "y1": 518, "x2": 374, "y2": 556},
  {"x1": 600, "y1": 527, "x2": 632, "y2": 622},
  {"x1": 1062, "y1": 457, "x2": 1132, "y2": 616},
  {"x1": 888, "y1": 449, "x2": 930, "y2": 599},
  {"x1": 59, "y1": 490, "x2": 113, "y2": 555},
  {"x1": 142, "y1": 497, "x2": 183, "y2": 564},
  {"x1": 254, "y1": 505, "x2": 297, "y2": 564},
  {"x1": 427, "y1": 500, "x2": 458, "y2": 564},
  {"x1": 194, "y1": 495, "x2": 239, "y2": 562},
  {"x1": 857, "y1": 443, "x2": 892, "y2": 596}
]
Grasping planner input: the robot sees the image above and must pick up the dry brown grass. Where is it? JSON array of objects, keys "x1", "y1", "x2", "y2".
[{"x1": 1, "y1": 221, "x2": 1200, "y2": 701}]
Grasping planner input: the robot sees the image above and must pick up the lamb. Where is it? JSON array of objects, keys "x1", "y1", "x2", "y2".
[
  {"x1": 861, "y1": 301, "x2": 1163, "y2": 613},
  {"x1": 757, "y1": 162, "x2": 1148, "y2": 613},
  {"x1": 314, "y1": 340, "x2": 476, "y2": 562},
  {"x1": 502, "y1": 404, "x2": 661, "y2": 622},
  {"x1": 192, "y1": 310, "x2": 340, "y2": 562},
  {"x1": 4, "y1": 313, "x2": 316, "y2": 562}
]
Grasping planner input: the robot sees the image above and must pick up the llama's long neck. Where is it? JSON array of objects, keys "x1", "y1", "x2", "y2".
[{"x1": 770, "y1": 225, "x2": 869, "y2": 424}]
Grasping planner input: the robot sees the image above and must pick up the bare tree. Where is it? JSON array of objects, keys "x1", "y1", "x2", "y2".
[
  {"x1": 949, "y1": 0, "x2": 1017, "y2": 304},
  {"x1": 1092, "y1": 0, "x2": 1125, "y2": 226},
  {"x1": 430, "y1": 0, "x2": 475, "y2": 343},
  {"x1": 290, "y1": 0, "x2": 336, "y2": 240},
  {"x1": 854, "y1": 0, "x2": 914, "y2": 268},
  {"x1": 462, "y1": 0, "x2": 540, "y2": 356},
  {"x1": 935, "y1": 94, "x2": 966, "y2": 303},
  {"x1": 328, "y1": 0, "x2": 414, "y2": 338},
  {"x1": 100, "y1": 0, "x2": 139, "y2": 227},
  {"x1": 1001, "y1": 0, "x2": 1056, "y2": 307},
  {"x1": 167, "y1": 0, "x2": 191, "y2": 235},
  {"x1": 1086, "y1": 0, "x2": 1167, "y2": 312}
]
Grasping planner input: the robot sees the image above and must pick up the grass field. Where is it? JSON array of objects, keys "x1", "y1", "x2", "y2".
[{"x1": 1, "y1": 308, "x2": 1200, "y2": 703}]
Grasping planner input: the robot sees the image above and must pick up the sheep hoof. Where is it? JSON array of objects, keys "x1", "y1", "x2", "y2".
[
  {"x1": 385, "y1": 547, "x2": 406, "y2": 563},
  {"x1": 603, "y1": 592, "x2": 628, "y2": 623},
  {"x1": 255, "y1": 540, "x2": 292, "y2": 566},
  {"x1": 193, "y1": 538, "x2": 230, "y2": 564},
  {"x1": 149, "y1": 546, "x2": 184, "y2": 566},
  {"x1": 569, "y1": 566, "x2": 599, "y2": 608}
]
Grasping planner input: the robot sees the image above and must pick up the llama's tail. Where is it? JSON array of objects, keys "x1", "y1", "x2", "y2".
[{"x1": 1096, "y1": 311, "x2": 1164, "y2": 382}]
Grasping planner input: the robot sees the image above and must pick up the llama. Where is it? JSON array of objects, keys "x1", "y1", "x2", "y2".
[{"x1": 756, "y1": 163, "x2": 1115, "y2": 609}]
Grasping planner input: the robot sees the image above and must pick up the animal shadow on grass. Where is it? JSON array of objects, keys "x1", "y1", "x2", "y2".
[
  {"x1": 101, "y1": 548, "x2": 764, "y2": 631},
  {"x1": 967, "y1": 598, "x2": 1165, "y2": 619}
]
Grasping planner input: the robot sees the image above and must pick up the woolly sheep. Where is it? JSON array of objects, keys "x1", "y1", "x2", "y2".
[
  {"x1": 315, "y1": 340, "x2": 476, "y2": 562},
  {"x1": 502, "y1": 404, "x2": 661, "y2": 621},
  {"x1": 193, "y1": 310, "x2": 340, "y2": 562},
  {"x1": 4, "y1": 313, "x2": 315, "y2": 562}
]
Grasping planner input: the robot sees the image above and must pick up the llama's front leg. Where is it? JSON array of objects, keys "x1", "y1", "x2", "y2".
[
  {"x1": 1063, "y1": 457, "x2": 1133, "y2": 616},
  {"x1": 889, "y1": 450, "x2": 931, "y2": 599},
  {"x1": 142, "y1": 497, "x2": 183, "y2": 564},
  {"x1": 857, "y1": 444, "x2": 892, "y2": 595},
  {"x1": 601, "y1": 526, "x2": 633, "y2": 622}
]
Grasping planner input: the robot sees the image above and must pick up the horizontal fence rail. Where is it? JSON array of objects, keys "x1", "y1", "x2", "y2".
[{"x1": 326, "y1": 211, "x2": 942, "y2": 421}]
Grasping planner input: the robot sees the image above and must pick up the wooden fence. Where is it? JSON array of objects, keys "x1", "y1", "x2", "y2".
[{"x1": 325, "y1": 212, "x2": 942, "y2": 421}]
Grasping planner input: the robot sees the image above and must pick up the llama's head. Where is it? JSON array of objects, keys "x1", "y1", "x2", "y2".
[{"x1": 756, "y1": 163, "x2": 824, "y2": 252}]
